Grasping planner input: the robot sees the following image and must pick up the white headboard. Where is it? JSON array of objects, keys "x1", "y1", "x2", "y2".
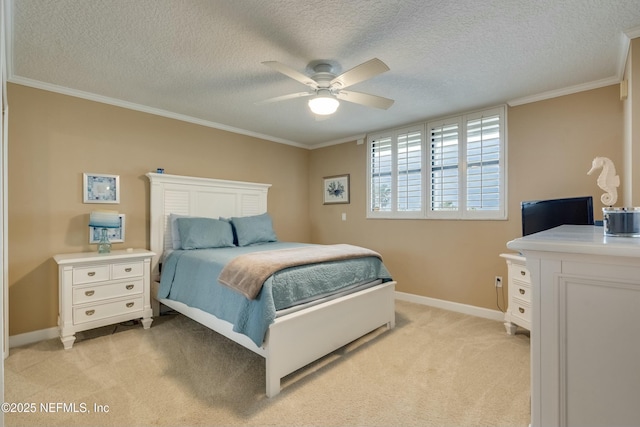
[{"x1": 146, "y1": 173, "x2": 271, "y2": 280}]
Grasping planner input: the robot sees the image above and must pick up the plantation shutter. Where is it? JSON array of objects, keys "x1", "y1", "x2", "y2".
[
  {"x1": 466, "y1": 114, "x2": 501, "y2": 212},
  {"x1": 397, "y1": 129, "x2": 422, "y2": 212},
  {"x1": 370, "y1": 136, "x2": 393, "y2": 213},
  {"x1": 429, "y1": 122, "x2": 460, "y2": 212}
]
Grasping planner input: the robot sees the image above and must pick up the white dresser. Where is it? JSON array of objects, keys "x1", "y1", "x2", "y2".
[
  {"x1": 508, "y1": 225, "x2": 640, "y2": 427},
  {"x1": 500, "y1": 253, "x2": 531, "y2": 334},
  {"x1": 54, "y1": 249, "x2": 155, "y2": 349}
]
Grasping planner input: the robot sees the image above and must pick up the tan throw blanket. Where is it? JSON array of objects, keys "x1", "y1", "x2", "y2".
[{"x1": 218, "y1": 244, "x2": 382, "y2": 299}]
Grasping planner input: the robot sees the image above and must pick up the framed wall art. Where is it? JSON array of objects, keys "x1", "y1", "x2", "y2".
[
  {"x1": 323, "y1": 174, "x2": 350, "y2": 204},
  {"x1": 83, "y1": 173, "x2": 120, "y2": 204},
  {"x1": 89, "y1": 214, "x2": 125, "y2": 243}
]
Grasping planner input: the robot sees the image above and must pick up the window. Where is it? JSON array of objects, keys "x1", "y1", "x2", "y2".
[
  {"x1": 367, "y1": 106, "x2": 506, "y2": 220},
  {"x1": 368, "y1": 125, "x2": 424, "y2": 218}
]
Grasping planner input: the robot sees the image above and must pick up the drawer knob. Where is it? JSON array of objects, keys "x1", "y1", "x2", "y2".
[
  {"x1": 519, "y1": 289, "x2": 525, "y2": 295},
  {"x1": 125, "y1": 268, "x2": 132, "y2": 272},
  {"x1": 126, "y1": 302, "x2": 134, "y2": 308},
  {"x1": 519, "y1": 307, "x2": 525, "y2": 314},
  {"x1": 520, "y1": 270, "x2": 526, "y2": 276},
  {"x1": 87, "y1": 272, "x2": 96, "y2": 277},
  {"x1": 126, "y1": 284, "x2": 134, "y2": 290},
  {"x1": 85, "y1": 290, "x2": 95, "y2": 296},
  {"x1": 85, "y1": 309, "x2": 95, "y2": 316}
]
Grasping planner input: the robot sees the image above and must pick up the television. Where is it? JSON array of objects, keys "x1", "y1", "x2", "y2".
[{"x1": 521, "y1": 196, "x2": 594, "y2": 236}]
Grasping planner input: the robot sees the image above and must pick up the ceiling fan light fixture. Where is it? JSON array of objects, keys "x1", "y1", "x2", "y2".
[{"x1": 308, "y1": 92, "x2": 339, "y2": 115}]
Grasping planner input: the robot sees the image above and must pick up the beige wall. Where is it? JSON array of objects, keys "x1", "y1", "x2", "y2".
[
  {"x1": 7, "y1": 84, "x2": 310, "y2": 335},
  {"x1": 629, "y1": 39, "x2": 640, "y2": 205},
  {"x1": 309, "y1": 85, "x2": 623, "y2": 309},
  {"x1": 6, "y1": 82, "x2": 624, "y2": 336}
]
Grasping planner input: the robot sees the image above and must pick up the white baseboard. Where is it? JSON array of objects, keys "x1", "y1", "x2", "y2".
[
  {"x1": 395, "y1": 291, "x2": 505, "y2": 322},
  {"x1": 9, "y1": 327, "x2": 58, "y2": 349},
  {"x1": 8, "y1": 294, "x2": 503, "y2": 350}
]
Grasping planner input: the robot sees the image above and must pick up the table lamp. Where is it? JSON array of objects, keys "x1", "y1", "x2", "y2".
[{"x1": 89, "y1": 210, "x2": 120, "y2": 254}]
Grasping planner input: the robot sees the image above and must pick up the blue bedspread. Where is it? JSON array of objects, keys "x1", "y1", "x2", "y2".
[{"x1": 159, "y1": 242, "x2": 392, "y2": 346}]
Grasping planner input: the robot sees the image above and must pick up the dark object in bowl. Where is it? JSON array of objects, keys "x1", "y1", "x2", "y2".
[{"x1": 603, "y1": 207, "x2": 640, "y2": 237}]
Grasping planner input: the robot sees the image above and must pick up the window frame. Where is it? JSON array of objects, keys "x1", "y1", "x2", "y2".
[{"x1": 366, "y1": 105, "x2": 507, "y2": 220}]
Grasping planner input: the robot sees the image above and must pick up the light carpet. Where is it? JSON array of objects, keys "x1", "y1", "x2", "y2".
[{"x1": 5, "y1": 300, "x2": 530, "y2": 426}]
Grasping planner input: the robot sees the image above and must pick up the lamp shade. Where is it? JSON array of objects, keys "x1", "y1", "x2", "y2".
[
  {"x1": 89, "y1": 211, "x2": 120, "y2": 228},
  {"x1": 308, "y1": 91, "x2": 339, "y2": 115}
]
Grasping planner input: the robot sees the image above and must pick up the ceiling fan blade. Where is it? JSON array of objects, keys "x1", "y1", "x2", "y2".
[
  {"x1": 255, "y1": 91, "x2": 314, "y2": 105},
  {"x1": 337, "y1": 90, "x2": 394, "y2": 110},
  {"x1": 330, "y1": 58, "x2": 390, "y2": 89},
  {"x1": 262, "y1": 61, "x2": 317, "y2": 88}
]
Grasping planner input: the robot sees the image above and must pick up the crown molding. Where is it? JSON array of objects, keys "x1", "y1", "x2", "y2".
[
  {"x1": 507, "y1": 76, "x2": 620, "y2": 107},
  {"x1": 625, "y1": 26, "x2": 640, "y2": 40},
  {"x1": 308, "y1": 133, "x2": 367, "y2": 150},
  {"x1": 7, "y1": 76, "x2": 312, "y2": 150},
  {"x1": 509, "y1": 27, "x2": 639, "y2": 108}
]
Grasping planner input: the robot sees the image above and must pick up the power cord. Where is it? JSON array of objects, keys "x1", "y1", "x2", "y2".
[{"x1": 496, "y1": 281, "x2": 506, "y2": 313}]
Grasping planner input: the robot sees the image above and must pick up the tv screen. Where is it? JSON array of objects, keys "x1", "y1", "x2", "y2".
[{"x1": 521, "y1": 196, "x2": 594, "y2": 236}]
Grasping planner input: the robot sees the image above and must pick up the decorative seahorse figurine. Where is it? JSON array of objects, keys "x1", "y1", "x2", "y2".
[{"x1": 587, "y1": 157, "x2": 620, "y2": 206}]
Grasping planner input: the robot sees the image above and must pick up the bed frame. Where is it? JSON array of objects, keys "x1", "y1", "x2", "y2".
[{"x1": 146, "y1": 172, "x2": 396, "y2": 397}]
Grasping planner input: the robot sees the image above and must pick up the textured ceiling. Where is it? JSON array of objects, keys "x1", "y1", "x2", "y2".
[{"x1": 7, "y1": 0, "x2": 640, "y2": 148}]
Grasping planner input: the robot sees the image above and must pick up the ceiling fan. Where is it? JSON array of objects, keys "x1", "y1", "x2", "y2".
[{"x1": 256, "y1": 58, "x2": 394, "y2": 116}]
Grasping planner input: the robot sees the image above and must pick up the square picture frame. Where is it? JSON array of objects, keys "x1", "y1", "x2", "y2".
[
  {"x1": 89, "y1": 214, "x2": 125, "y2": 243},
  {"x1": 323, "y1": 174, "x2": 350, "y2": 204},
  {"x1": 83, "y1": 173, "x2": 120, "y2": 204}
]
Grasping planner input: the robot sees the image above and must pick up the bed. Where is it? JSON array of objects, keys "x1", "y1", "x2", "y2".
[{"x1": 147, "y1": 172, "x2": 396, "y2": 397}]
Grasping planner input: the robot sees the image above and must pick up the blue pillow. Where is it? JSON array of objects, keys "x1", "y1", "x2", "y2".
[
  {"x1": 176, "y1": 217, "x2": 235, "y2": 249},
  {"x1": 169, "y1": 213, "x2": 191, "y2": 249},
  {"x1": 231, "y1": 213, "x2": 277, "y2": 246},
  {"x1": 219, "y1": 217, "x2": 239, "y2": 246}
]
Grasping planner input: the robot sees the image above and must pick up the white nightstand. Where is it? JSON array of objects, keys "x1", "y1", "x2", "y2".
[
  {"x1": 54, "y1": 249, "x2": 155, "y2": 349},
  {"x1": 500, "y1": 253, "x2": 531, "y2": 334}
]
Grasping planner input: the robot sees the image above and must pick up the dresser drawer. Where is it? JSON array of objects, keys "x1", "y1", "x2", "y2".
[
  {"x1": 510, "y1": 298, "x2": 531, "y2": 325},
  {"x1": 72, "y1": 265, "x2": 110, "y2": 285},
  {"x1": 112, "y1": 262, "x2": 143, "y2": 280},
  {"x1": 72, "y1": 279, "x2": 143, "y2": 305},
  {"x1": 73, "y1": 296, "x2": 144, "y2": 324}
]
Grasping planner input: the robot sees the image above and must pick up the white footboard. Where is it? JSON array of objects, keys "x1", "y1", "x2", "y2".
[
  {"x1": 151, "y1": 279, "x2": 395, "y2": 398},
  {"x1": 264, "y1": 281, "x2": 396, "y2": 397}
]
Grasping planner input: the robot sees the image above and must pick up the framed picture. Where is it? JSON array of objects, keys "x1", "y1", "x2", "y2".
[
  {"x1": 89, "y1": 214, "x2": 125, "y2": 243},
  {"x1": 323, "y1": 174, "x2": 350, "y2": 204},
  {"x1": 83, "y1": 173, "x2": 120, "y2": 204}
]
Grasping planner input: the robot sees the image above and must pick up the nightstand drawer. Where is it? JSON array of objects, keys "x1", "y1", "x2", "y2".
[
  {"x1": 510, "y1": 281, "x2": 531, "y2": 303},
  {"x1": 72, "y1": 265, "x2": 110, "y2": 285},
  {"x1": 112, "y1": 262, "x2": 143, "y2": 279},
  {"x1": 510, "y1": 298, "x2": 531, "y2": 325},
  {"x1": 510, "y1": 265, "x2": 530, "y2": 282},
  {"x1": 73, "y1": 296, "x2": 144, "y2": 324},
  {"x1": 72, "y1": 279, "x2": 143, "y2": 304}
]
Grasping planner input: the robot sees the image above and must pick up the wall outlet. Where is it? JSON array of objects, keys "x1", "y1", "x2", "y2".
[{"x1": 495, "y1": 276, "x2": 503, "y2": 288}]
